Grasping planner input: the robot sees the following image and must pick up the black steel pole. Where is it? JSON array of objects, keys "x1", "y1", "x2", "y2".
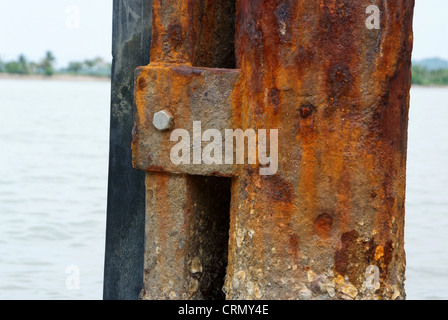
[{"x1": 103, "y1": 0, "x2": 152, "y2": 300}]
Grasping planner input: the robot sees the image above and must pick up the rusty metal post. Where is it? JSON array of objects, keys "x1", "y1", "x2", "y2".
[
  {"x1": 134, "y1": 0, "x2": 237, "y2": 300},
  {"x1": 224, "y1": 0, "x2": 415, "y2": 301},
  {"x1": 132, "y1": 0, "x2": 415, "y2": 300}
]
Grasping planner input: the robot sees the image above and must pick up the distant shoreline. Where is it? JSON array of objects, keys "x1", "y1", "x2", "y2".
[
  {"x1": 412, "y1": 84, "x2": 448, "y2": 88},
  {"x1": 0, "y1": 73, "x2": 111, "y2": 82},
  {"x1": 1, "y1": 73, "x2": 447, "y2": 88}
]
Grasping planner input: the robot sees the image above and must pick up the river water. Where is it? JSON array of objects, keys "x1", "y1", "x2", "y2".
[{"x1": 0, "y1": 79, "x2": 446, "y2": 300}]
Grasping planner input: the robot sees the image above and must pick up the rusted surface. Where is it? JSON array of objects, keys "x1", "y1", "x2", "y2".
[
  {"x1": 134, "y1": 0, "x2": 415, "y2": 300},
  {"x1": 132, "y1": 64, "x2": 241, "y2": 176},
  {"x1": 224, "y1": 0, "x2": 414, "y2": 300},
  {"x1": 136, "y1": 0, "x2": 237, "y2": 300},
  {"x1": 142, "y1": 174, "x2": 231, "y2": 299},
  {"x1": 150, "y1": 0, "x2": 235, "y2": 68}
]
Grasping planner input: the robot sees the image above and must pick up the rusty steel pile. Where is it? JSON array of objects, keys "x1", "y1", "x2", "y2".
[{"x1": 110, "y1": 0, "x2": 415, "y2": 301}]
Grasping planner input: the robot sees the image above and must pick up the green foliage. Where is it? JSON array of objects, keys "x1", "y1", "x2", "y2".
[
  {"x1": 18, "y1": 55, "x2": 31, "y2": 74},
  {"x1": 3, "y1": 53, "x2": 446, "y2": 84},
  {"x1": 0, "y1": 51, "x2": 111, "y2": 78},
  {"x1": 42, "y1": 51, "x2": 56, "y2": 76},
  {"x1": 67, "y1": 61, "x2": 83, "y2": 74},
  {"x1": 3, "y1": 54, "x2": 31, "y2": 74},
  {"x1": 65, "y1": 56, "x2": 111, "y2": 77},
  {"x1": 412, "y1": 65, "x2": 448, "y2": 85},
  {"x1": 5, "y1": 61, "x2": 20, "y2": 74}
]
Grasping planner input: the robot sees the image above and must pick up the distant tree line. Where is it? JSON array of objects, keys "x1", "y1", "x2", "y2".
[
  {"x1": 412, "y1": 65, "x2": 448, "y2": 85},
  {"x1": 0, "y1": 51, "x2": 111, "y2": 77},
  {"x1": 1, "y1": 52, "x2": 446, "y2": 84},
  {"x1": 63, "y1": 56, "x2": 112, "y2": 77}
]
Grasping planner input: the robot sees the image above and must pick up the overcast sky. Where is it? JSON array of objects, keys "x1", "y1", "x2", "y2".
[
  {"x1": 0, "y1": 0, "x2": 113, "y2": 68},
  {"x1": 0, "y1": 0, "x2": 446, "y2": 67}
]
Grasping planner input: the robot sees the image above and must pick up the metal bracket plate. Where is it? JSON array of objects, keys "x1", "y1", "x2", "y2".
[{"x1": 132, "y1": 64, "x2": 242, "y2": 177}]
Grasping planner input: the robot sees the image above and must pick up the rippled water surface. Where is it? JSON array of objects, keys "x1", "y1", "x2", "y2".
[
  {"x1": 0, "y1": 80, "x2": 446, "y2": 300},
  {"x1": 0, "y1": 79, "x2": 109, "y2": 299},
  {"x1": 405, "y1": 87, "x2": 448, "y2": 300}
]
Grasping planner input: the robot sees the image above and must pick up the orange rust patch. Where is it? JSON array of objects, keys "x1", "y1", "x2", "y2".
[
  {"x1": 137, "y1": 77, "x2": 147, "y2": 90},
  {"x1": 313, "y1": 213, "x2": 333, "y2": 240},
  {"x1": 299, "y1": 104, "x2": 315, "y2": 119},
  {"x1": 374, "y1": 245, "x2": 385, "y2": 261},
  {"x1": 334, "y1": 230, "x2": 364, "y2": 285},
  {"x1": 261, "y1": 174, "x2": 294, "y2": 203}
]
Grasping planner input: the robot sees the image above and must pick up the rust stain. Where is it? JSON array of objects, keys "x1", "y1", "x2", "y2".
[
  {"x1": 374, "y1": 245, "x2": 385, "y2": 261},
  {"x1": 314, "y1": 213, "x2": 333, "y2": 240},
  {"x1": 260, "y1": 174, "x2": 294, "y2": 203},
  {"x1": 334, "y1": 230, "x2": 364, "y2": 286},
  {"x1": 299, "y1": 104, "x2": 315, "y2": 119}
]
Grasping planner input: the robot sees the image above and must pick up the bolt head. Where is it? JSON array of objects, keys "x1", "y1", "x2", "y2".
[{"x1": 153, "y1": 110, "x2": 173, "y2": 131}]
